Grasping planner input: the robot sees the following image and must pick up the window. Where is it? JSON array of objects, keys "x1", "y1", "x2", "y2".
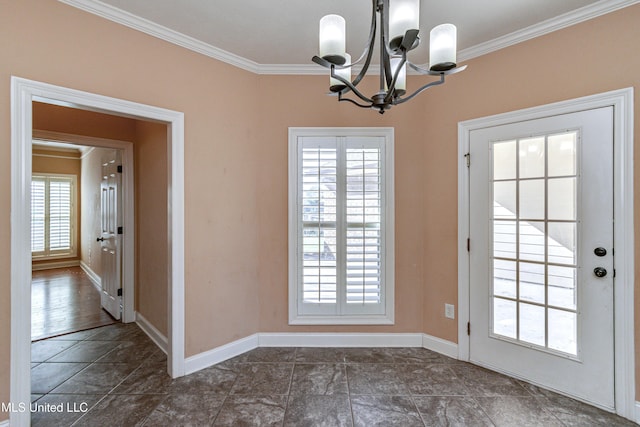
[
  {"x1": 31, "y1": 174, "x2": 77, "y2": 259},
  {"x1": 288, "y1": 128, "x2": 394, "y2": 325}
]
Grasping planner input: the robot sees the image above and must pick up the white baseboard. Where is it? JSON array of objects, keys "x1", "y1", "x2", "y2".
[
  {"x1": 136, "y1": 312, "x2": 169, "y2": 354},
  {"x1": 635, "y1": 401, "x2": 640, "y2": 424},
  {"x1": 184, "y1": 334, "x2": 259, "y2": 375},
  {"x1": 0, "y1": 418, "x2": 8, "y2": 427},
  {"x1": 79, "y1": 260, "x2": 101, "y2": 292},
  {"x1": 422, "y1": 333, "x2": 459, "y2": 358},
  {"x1": 32, "y1": 259, "x2": 80, "y2": 271},
  {"x1": 184, "y1": 332, "x2": 458, "y2": 376},
  {"x1": 259, "y1": 332, "x2": 424, "y2": 348}
]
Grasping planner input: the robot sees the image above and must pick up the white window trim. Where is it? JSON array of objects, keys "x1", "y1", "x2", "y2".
[
  {"x1": 288, "y1": 127, "x2": 395, "y2": 325},
  {"x1": 31, "y1": 173, "x2": 78, "y2": 260}
]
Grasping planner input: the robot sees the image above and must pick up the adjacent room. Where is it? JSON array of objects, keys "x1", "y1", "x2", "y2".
[{"x1": 2, "y1": 0, "x2": 639, "y2": 425}]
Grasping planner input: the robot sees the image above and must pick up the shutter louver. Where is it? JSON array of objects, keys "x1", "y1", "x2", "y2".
[
  {"x1": 31, "y1": 179, "x2": 46, "y2": 253},
  {"x1": 301, "y1": 147, "x2": 337, "y2": 304},
  {"x1": 346, "y1": 148, "x2": 382, "y2": 305}
]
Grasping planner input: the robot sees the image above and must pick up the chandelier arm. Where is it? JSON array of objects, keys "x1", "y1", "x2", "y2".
[
  {"x1": 379, "y1": 0, "x2": 394, "y2": 91},
  {"x1": 348, "y1": 1, "x2": 378, "y2": 88},
  {"x1": 394, "y1": 73, "x2": 445, "y2": 105},
  {"x1": 408, "y1": 62, "x2": 468, "y2": 76},
  {"x1": 331, "y1": 67, "x2": 374, "y2": 104},
  {"x1": 338, "y1": 92, "x2": 374, "y2": 109},
  {"x1": 384, "y1": 53, "x2": 407, "y2": 103}
]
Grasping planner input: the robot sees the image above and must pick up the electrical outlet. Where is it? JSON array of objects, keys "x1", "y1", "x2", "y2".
[{"x1": 445, "y1": 303, "x2": 455, "y2": 319}]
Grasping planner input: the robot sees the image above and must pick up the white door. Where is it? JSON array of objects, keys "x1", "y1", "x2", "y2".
[
  {"x1": 99, "y1": 150, "x2": 122, "y2": 320},
  {"x1": 468, "y1": 107, "x2": 614, "y2": 409}
]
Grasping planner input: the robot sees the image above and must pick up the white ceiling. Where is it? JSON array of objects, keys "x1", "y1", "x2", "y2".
[{"x1": 62, "y1": 0, "x2": 637, "y2": 73}]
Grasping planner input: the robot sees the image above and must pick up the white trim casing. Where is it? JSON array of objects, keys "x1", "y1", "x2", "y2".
[
  {"x1": 635, "y1": 401, "x2": 640, "y2": 424},
  {"x1": 79, "y1": 260, "x2": 102, "y2": 292},
  {"x1": 259, "y1": 333, "x2": 423, "y2": 348},
  {"x1": 32, "y1": 260, "x2": 80, "y2": 271},
  {"x1": 10, "y1": 77, "x2": 186, "y2": 427},
  {"x1": 456, "y1": 0, "x2": 640, "y2": 63},
  {"x1": 287, "y1": 127, "x2": 395, "y2": 326},
  {"x1": 59, "y1": 0, "x2": 640, "y2": 75},
  {"x1": 184, "y1": 334, "x2": 260, "y2": 375},
  {"x1": 422, "y1": 334, "x2": 459, "y2": 359},
  {"x1": 136, "y1": 312, "x2": 169, "y2": 354},
  {"x1": 457, "y1": 88, "x2": 635, "y2": 421},
  {"x1": 183, "y1": 332, "x2": 458, "y2": 376},
  {"x1": 58, "y1": 0, "x2": 261, "y2": 74}
]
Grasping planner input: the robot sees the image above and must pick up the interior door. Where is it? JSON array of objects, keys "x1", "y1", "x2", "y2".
[
  {"x1": 468, "y1": 107, "x2": 614, "y2": 409},
  {"x1": 99, "y1": 150, "x2": 122, "y2": 320}
]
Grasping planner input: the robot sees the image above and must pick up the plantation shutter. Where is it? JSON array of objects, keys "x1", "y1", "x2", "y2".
[
  {"x1": 49, "y1": 179, "x2": 73, "y2": 251},
  {"x1": 31, "y1": 175, "x2": 75, "y2": 258},
  {"x1": 345, "y1": 142, "x2": 383, "y2": 307},
  {"x1": 294, "y1": 133, "x2": 390, "y2": 320},
  {"x1": 301, "y1": 143, "x2": 338, "y2": 308}
]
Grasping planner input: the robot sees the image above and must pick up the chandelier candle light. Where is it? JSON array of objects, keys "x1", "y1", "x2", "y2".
[{"x1": 313, "y1": 0, "x2": 466, "y2": 114}]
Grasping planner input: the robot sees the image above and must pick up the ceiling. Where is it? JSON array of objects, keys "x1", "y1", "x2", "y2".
[{"x1": 62, "y1": 0, "x2": 636, "y2": 73}]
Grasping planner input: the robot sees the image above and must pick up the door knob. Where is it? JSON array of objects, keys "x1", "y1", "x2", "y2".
[
  {"x1": 594, "y1": 247, "x2": 607, "y2": 257},
  {"x1": 96, "y1": 237, "x2": 105, "y2": 242},
  {"x1": 594, "y1": 267, "x2": 607, "y2": 278}
]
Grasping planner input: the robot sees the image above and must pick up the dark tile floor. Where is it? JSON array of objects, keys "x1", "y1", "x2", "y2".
[{"x1": 31, "y1": 323, "x2": 636, "y2": 426}]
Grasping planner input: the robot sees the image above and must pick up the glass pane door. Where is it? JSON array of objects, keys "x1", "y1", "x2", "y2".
[{"x1": 491, "y1": 131, "x2": 578, "y2": 356}]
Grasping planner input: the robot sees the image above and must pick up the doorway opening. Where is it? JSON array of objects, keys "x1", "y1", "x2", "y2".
[
  {"x1": 31, "y1": 137, "x2": 125, "y2": 341},
  {"x1": 11, "y1": 77, "x2": 186, "y2": 426}
]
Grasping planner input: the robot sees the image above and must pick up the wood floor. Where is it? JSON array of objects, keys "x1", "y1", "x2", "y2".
[{"x1": 31, "y1": 266, "x2": 117, "y2": 341}]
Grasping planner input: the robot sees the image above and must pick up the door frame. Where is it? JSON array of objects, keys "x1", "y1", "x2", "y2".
[
  {"x1": 457, "y1": 88, "x2": 635, "y2": 419},
  {"x1": 10, "y1": 77, "x2": 186, "y2": 426}
]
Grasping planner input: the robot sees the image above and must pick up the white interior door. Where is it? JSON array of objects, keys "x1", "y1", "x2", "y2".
[
  {"x1": 99, "y1": 150, "x2": 122, "y2": 320},
  {"x1": 468, "y1": 107, "x2": 615, "y2": 409}
]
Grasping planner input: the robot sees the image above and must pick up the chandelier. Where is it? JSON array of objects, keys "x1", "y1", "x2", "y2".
[{"x1": 313, "y1": 0, "x2": 466, "y2": 114}]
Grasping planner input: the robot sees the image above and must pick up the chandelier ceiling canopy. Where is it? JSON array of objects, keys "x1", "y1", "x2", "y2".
[{"x1": 313, "y1": 0, "x2": 467, "y2": 114}]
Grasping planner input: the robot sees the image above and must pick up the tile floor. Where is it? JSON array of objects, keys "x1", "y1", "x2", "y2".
[{"x1": 31, "y1": 323, "x2": 635, "y2": 426}]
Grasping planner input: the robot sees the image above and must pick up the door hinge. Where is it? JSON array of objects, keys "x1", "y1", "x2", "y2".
[
  {"x1": 467, "y1": 322, "x2": 471, "y2": 336},
  {"x1": 117, "y1": 165, "x2": 122, "y2": 173},
  {"x1": 613, "y1": 269, "x2": 616, "y2": 278},
  {"x1": 117, "y1": 288, "x2": 122, "y2": 296},
  {"x1": 117, "y1": 226, "x2": 123, "y2": 235},
  {"x1": 464, "y1": 152, "x2": 470, "y2": 167},
  {"x1": 467, "y1": 238, "x2": 470, "y2": 252}
]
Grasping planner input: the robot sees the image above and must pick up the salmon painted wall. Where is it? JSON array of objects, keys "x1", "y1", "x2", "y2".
[
  {"x1": 135, "y1": 120, "x2": 169, "y2": 336},
  {"x1": 32, "y1": 148, "x2": 82, "y2": 265},
  {"x1": 256, "y1": 75, "x2": 427, "y2": 333},
  {"x1": 255, "y1": 3, "x2": 640, "y2": 401},
  {"x1": 414, "y1": 5, "x2": 640, "y2": 398},
  {"x1": 1, "y1": 0, "x2": 638, "y2": 418},
  {"x1": 1, "y1": 0, "x2": 261, "y2": 415}
]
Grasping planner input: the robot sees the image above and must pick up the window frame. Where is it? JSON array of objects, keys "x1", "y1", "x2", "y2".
[
  {"x1": 288, "y1": 127, "x2": 395, "y2": 325},
  {"x1": 31, "y1": 173, "x2": 78, "y2": 260}
]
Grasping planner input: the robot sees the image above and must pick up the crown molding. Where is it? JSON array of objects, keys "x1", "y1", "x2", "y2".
[
  {"x1": 457, "y1": 0, "x2": 640, "y2": 62},
  {"x1": 59, "y1": 0, "x2": 639, "y2": 76},
  {"x1": 58, "y1": 0, "x2": 261, "y2": 74}
]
